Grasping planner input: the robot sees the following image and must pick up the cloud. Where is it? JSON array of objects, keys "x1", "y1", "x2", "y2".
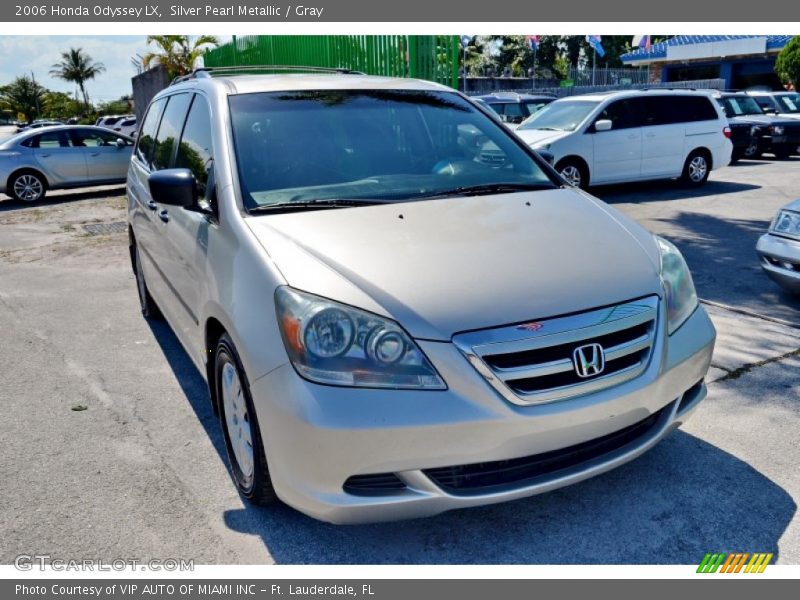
[{"x1": 0, "y1": 36, "x2": 150, "y2": 102}]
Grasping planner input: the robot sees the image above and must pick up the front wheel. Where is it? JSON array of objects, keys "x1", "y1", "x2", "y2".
[
  {"x1": 556, "y1": 159, "x2": 588, "y2": 189},
  {"x1": 9, "y1": 171, "x2": 47, "y2": 202},
  {"x1": 681, "y1": 152, "x2": 710, "y2": 186},
  {"x1": 132, "y1": 242, "x2": 162, "y2": 320},
  {"x1": 215, "y1": 333, "x2": 277, "y2": 505}
]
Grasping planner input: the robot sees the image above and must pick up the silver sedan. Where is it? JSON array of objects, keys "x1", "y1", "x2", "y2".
[
  {"x1": 757, "y1": 199, "x2": 800, "y2": 293},
  {"x1": 0, "y1": 125, "x2": 133, "y2": 202}
]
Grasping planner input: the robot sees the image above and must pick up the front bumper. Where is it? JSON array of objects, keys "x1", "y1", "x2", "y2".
[
  {"x1": 250, "y1": 306, "x2": 716, "y2": 524},
  {"x1": 756, "y1": 233, "x2": 800, "y2": 293}
]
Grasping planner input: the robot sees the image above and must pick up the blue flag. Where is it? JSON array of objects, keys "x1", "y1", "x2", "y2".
[{"x1": 585, "y1": 35, "x2": 605, "y2": 57}]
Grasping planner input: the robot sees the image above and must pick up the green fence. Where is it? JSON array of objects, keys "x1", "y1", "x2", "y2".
[{"x1": 203, "y1": 35, "x2": 460, "y2": 89}]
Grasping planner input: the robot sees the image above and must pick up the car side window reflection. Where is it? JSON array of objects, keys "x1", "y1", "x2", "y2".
[{"x1": 175, "y1": 95, "x2": 214, "y2": 197}]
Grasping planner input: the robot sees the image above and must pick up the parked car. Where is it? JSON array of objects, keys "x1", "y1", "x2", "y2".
[
  {"x1": 715, "y1": 92, "x2": 800, "y2": 159},
  {"x1": 128, "y1": 70, "x2": 715, "y2": 524},
  {"x1": 97, "y1": 114, "x2": 137, "y2": 138},
  {"x1": 16, "y1": 120, "x2": 62, "y2": 133},
  {"x1": 726, "y1": 120, "x2": 763, "y2": 162},
  {"x1": 747, "y1": 90, "x2": 800, "y2": 120},
  {"x1": 514, "y1": 90, "x2": 732, "y2": 189},
  {"x1": 0, "y1": 126, "x2": 133, "y2": 202},
  {"x1": 474, "y1": 92, "x2": 555, "y2": 125},
  {"x1": 756, "y1": 200, "x2": 800, "y2": 293}
]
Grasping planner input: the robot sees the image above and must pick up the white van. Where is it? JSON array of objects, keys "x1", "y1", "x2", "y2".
[{"x1": 515, "y1": 90, "x2": 732, "y2": 188}]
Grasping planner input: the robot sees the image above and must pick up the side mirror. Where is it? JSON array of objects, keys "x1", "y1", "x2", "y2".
[
  {"x1": 594, "y1": 119, "x2": 613, "y2": 132},
  {"x1": 115, "y1": 138, "x2": 126, "y2": 149},
  {"x1": 148, "y1": 169, "x2": 198, "y2": 208}
]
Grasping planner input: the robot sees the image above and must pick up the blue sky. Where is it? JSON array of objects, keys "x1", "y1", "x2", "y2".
[{"x1": 0, "y1": 36, "x2": 231, "y2": 104}]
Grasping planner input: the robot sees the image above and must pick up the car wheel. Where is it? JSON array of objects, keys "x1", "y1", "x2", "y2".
[
  {"x1": 132, "y1": 242, "x2": 162, "y2": 320},
  {"x1": 681, "y1": 152, "x2": 710, "y2": 186},
  {"x1": 556, "y1": 159, "x2": 588, "y2": 189},
  {"x1": 773, "y1": 147, "x2": 793, "y2": 160},
  {"x1": 215, "y1": 333, "x2": 277, "y2": 505},
  {"x1": 9, "y1": 171, "x2": 47, "y2": 202},
  {"x1": 743, "y1": 141, "x2": 760, "y2": 159}
]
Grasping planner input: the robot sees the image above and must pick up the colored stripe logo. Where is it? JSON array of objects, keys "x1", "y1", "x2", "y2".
[{"x1": 697, "y1": 552, "x2": 773, "y2": 573}]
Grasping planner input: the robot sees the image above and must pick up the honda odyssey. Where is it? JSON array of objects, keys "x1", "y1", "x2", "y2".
[{"x1": 127, "y1": 69, "x2": 716, "y2": 523}]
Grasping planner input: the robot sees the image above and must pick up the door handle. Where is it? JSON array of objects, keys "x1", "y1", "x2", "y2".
[
  {"x1": 158, "y1": 210, "x2": 170, "y2": 223},
  {"x1": 645, "y1": 132, "x2": 657, "y2": 138},
  {"x1": 39, "y1": 153, "x2": 51, "y2": 158},
  {"x1": 89, "y1": 152, "x2": 100, "y2": 157},
  {"x1": 146, "y1": 200, "x2": 158, "y2": 211},
  {"x1": 627, "y1": 134, "x2": 638, "y2": 139}
]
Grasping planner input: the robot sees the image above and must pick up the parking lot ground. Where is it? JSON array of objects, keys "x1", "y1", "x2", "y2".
[{"x1": 0, "y1": 161, "x2": 798, "y2": 564}]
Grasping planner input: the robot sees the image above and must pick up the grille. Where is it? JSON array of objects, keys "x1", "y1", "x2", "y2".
[
  {"x1": 453, "y1": 296, "x2": 659, "y2": 405},
  {"x1": 424, "y1": 404, "x2": 667, "y2": 495},
  {"x1": 343, "y1": 473, "x2": 406, "y2": 496}
]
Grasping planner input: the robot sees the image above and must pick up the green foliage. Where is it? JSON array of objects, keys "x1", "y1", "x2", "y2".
[
  {"x1": 0, "y1": 76, "x2": 46, "y2": 121},
  {"x1": 775, "y1": 36, "x2": 800, "y2": 88},
  {"x1": 462, "y1": 35, "x2": 637, "y2": 80},
  {"x1": 41, "y1": 91, "x2": 82, "y2": 120},
  {"x1": 143, "y1": 35, "x2": 219, "y2": 79}
]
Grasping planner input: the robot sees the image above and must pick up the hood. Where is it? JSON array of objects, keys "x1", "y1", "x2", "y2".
[
  {"x1": 513, "y1": 128, "x2": 571, "y2": 148},
  {"x1": 247, "y1": 189, "x2": 662, "y2": 340},
  {"x1": 729, "y1": 114, "x2": 795, "y2": 126}
]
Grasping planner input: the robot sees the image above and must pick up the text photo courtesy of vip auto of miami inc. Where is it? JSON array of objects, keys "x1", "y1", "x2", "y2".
[{"x1": 0, "y1": 31, "x2": 798, "y2": 579}]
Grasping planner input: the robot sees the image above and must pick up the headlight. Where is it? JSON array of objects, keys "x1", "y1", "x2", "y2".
[
  {"x1": 656, "y1": 236, "x2": 698, "y2": 335},
  {"x1": 532, "y1": 142, "x2": 551, "y2": 151},
  {"x1": 275, "y1": 287, "x2": 446, "y2": 389},
  {"x1": 770, "y1": 209, "x2": 800, "y2": 240},
  {"x1": 772, "y1": 125, "x2": 785, "y2": 135}
]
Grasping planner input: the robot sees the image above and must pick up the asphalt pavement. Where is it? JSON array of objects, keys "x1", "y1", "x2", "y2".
[{"x1": 0, "y1": 160, "x2": 798, "y2": 565}]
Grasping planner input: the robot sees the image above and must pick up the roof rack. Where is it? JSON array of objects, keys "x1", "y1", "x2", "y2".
[{"x1": 170, "y1": 65, "x2": 366, "y2": 85}]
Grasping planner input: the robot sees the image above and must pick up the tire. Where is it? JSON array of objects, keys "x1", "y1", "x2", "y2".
[
  {"x1": 556, "y1": 158, "x2": 589, "y2": 189},
  {"x1": 773, "y1": 146, "x2": 793, "y2": 160},
  {"x1": 9, "y1": 170, "x2": 47, "y2": 202},
  {"x1": 681, "y1": 151, "x2": 710, "y2": 186},
  {"x1": 742, "y1": 140, "x2": 761, "y2": 159},
  {"x1": 215, "y1": 333, "x2": 277, "y2": 505},
  {"x1": 132, "y1": 242, "x2": 163, "y2": 320}
]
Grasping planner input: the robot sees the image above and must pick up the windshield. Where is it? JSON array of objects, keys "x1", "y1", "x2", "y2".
[
  {"x1": 719, "y1": 96, "x2": 764, "y2": 117},
  {"x1": 229, "y1": 89, "x2": 555, "y2": 209},
  {"x1": 776, "y1": 94, "x2": 800, "y2": 113},
  {"x1": 524, "y1": 101, "x2": 551, "y2": 115},
  {"x1": 517, "y1": 100, "x2": 600, "y2": 132}
]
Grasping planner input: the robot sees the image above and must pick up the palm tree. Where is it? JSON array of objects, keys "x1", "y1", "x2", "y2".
[
  {"x1": 0, "y1": 76, "x2": 46, "y2": 121},
  {"x1": 49, "y1": 47, "x2": 105, "y2": 110},
  {"x1": 143, "y1": 35, "x2": 219, "y2": 79}
]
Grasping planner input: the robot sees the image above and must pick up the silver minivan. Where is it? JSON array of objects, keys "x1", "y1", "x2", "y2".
[{"x1": 127, "y1": 69, "x2": 716, "y2": 524}]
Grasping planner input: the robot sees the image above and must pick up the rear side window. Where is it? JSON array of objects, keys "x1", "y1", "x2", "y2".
[
  {"x1": 596, "y1": 98, "x2": 642, "y2": 130},
  {"x1": 641, "y1": 96, "x2": 718, "y2": 125},
  {"x1": 175, "y1": 95, "x2": 214, "y2": 197},
  {"x1": 151, "y1": 93, "x2": 192, "y2": 171},
  {"x1": 23, "y1": 131, "x2": 71, "y2": 148},
  {"x1": 135, "y1": 97, "x2": 166, "y2": 165}
]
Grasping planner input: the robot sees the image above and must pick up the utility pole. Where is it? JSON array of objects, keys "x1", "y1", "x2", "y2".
[{"x1": 30, "y1": 71, "x2": 41, "y2": 119}]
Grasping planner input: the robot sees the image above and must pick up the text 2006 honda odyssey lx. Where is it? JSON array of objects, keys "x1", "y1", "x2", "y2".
[{"x1": 127, "y1": 69, "x2": 716, "y2": 523}]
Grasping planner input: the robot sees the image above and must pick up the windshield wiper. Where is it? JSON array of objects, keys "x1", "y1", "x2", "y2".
[
  {"x1": 416, "y1": 182, "x2": 555, "y2": 199},
  {"x1": 248, "y1": 198, "x2": 395, "y2": 214}
]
